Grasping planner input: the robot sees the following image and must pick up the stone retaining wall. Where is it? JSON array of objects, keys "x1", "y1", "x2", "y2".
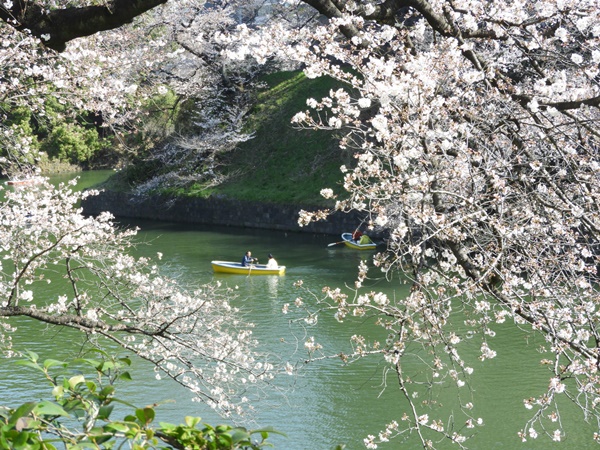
[{"x1": 81, "y1": 190, "x2": 376, "y2": 236}]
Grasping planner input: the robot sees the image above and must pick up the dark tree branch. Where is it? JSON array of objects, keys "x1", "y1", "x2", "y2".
[
  {"x1": 1, "y1": 0, "x2": 169, "y2": 52},
  {"x1": 0, "y1": 305, "x2": 151, "y2": 335},
  {"x1": 301, "y1": 0, "x2": 363, "y2": 39},
  {"x1": 545, "y1": 95, "x2": 600, "y2": 111}
]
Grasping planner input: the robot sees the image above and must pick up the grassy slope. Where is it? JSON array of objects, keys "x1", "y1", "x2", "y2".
[
  {"x1": 206, "y1": 71, "x2": 350, "y2": 206},
  {"x1": 107, "y1": 71, "x2": 350, "y2": 206}
]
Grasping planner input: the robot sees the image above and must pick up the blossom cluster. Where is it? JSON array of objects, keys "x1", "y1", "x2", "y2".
[
  {"x1": 0, "y1": 179, "x2": 275, "y2": 416},
  {"x1": 286, "y1": 0, "x2": 600, "y2": 447}
]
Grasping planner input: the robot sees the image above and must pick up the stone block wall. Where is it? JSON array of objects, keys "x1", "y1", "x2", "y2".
[{"x1": 81, "y1": 190, "x2": 379, "y2": 237}]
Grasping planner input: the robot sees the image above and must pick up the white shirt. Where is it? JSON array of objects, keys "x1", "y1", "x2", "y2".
[{"x1": 266, "y1": 258, "x2": 278, "y2": 268}]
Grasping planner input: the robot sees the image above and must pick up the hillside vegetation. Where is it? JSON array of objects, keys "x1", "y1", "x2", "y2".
[
  {"x1": 212, "y1": 71, "x2": 351, "y2": 205},
  {"x1": 111, "y1": 71, "x2": 351, "y2": 207}
]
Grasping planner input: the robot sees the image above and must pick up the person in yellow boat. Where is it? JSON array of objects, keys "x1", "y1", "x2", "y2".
[
  {"x1": 241, "y1": 251, "x2": 257, "y2": 267},
  {"x1": 266, "y1": 253, "x2": 278, "y2": 268}
]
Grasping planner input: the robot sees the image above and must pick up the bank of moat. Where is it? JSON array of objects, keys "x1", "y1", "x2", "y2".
[{"x1": 82, "y1": 190, "x2": 379, "y2": 237}]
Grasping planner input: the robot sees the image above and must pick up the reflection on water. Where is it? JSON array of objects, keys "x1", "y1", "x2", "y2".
[{"x1": 1, "y1": 172, "x2": 599, "y2": 449}]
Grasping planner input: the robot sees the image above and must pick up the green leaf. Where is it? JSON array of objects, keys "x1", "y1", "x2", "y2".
[
  {"x1": 73, "y1": 358, "x2": 102, "y2": 370},
  {"x1": 215, "y1": 424, "x2": 230, "y2": 433},
  {"x1": 118, "y1": 371, "x2": 133, "y2": 381},
  {"x1": 216, "y1": 434, "x2": 233, "y2": 447},
  {"x1": 24, "y1": 350, "x2": 39, "y2": 363},
  {"x1": 43, "y1": 359, "x2": 67, "y2": 369},
  {"x1": 97, "y1": 405, "x2": 114, "y2": 421},
  {"x1": 184, "y1": 416, "x2": 202, "y2": 428},
  {"x1": 104, "y1": 422, "x2": 130, "y2": 433},
  {"x1": 135, "y1": 407, "x2": 155, "y2": 425},
  {"x1": 228, "y1": 428, "x2": 251, "y2": 443},
  {"x1": 10, "y1": 429, "x2": 30, "y2": 447},
  {"x1": 99, "y1": 385, "x2": 116, "y2": 398},
  {"x1": 100, "y1": 361, "x2": 115, "y2": 371},
  {"x1": 84, "y1": 348, "x2": 109, "y2": 358},
  {"x1": 252, "y1": 427, "x2": 286, "y2": 437},
  {"x1": 12, "y1": 360, "x2": 41, "y2": 370},
  {"x1": 158, "y1": 422, "x2": 176, "y2": 431},
  {"x1": 33, "y1": 401, "x2": 70, "y2": 417},
  {"x1": 68, "y1": 375, "x2": 85, "y2": 389},
  {"x1": 118, "y1": 357, "x2": 132, "y2": 367},
  {"x1": 8, "y1": 403, "x2": 36, "y2": 426},
  {"x1": 51, "y1": 385, "x2": 64, "y2": 399},
  {"x1": 0, "y1": 432, "x2": 10, "y2": 450}
]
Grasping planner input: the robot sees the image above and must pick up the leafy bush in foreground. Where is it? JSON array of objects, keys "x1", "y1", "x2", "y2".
[{"x1": 0, "y1": 351, "x2": 279, "y2": 450}]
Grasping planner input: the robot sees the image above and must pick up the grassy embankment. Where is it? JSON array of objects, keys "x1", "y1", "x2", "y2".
[
  {"x1": 106, "y1": 71, "x2": 351, "y2": 206},
  {"x1": 210, "y1": 71, "x2": 351, "y2": 206}
]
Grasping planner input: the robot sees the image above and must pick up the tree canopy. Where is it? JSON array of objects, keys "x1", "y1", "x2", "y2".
[
  {"x1": 292, "y1": 0, "x2": 600, "y2": 446},
  {"x1": 2, "y1": 0, "x2": 600, "y2": 448}
]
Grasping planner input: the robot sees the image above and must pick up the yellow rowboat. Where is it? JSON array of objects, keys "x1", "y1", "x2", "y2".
[
  {"x1": 341, "y1": 233, "x2": 377, "y2": 250},
  {"x1": 211, "y1": 260, "x2": 286, "y2": 275},
  {"x1": 5, "y1": 177, "x2": 43, "y2": 187}
]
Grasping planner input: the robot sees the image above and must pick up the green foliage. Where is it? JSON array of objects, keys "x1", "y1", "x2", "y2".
[
  {"x1": 157, "y1": 419, "x2": 278, "y2": 450},
  {"x1": 0, "y1": 351, "x2": 280, "y2": 449},
  {"x1": 125, "y1": 88, "x2": 189, "y2": 153},
  {"x1": 41, "y1": 123, "x2": 106, "y2": 165},
  {"x1": 2, "y1": 106, "x2": 35, "y2": 130},
  {"x1": 0, "y1": 105, "x2": 41, "y2": 165},
  {"x1": 1, "y1": 96, "x2": 112, "y2": 170}
]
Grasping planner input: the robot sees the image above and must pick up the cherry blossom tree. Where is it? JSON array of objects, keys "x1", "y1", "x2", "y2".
[
  {"x1": 0, "y1": 9, "x2": 167, "y2": 178},
  {"x1": 125, "y1": 0, "x2": 279, "y2": 196},
  {"x1": 6, "y1": 0, "x2": 600, "y2": 447},
  {"x1": 0, "y1": 0, "x2": 308, "y2": 189},
  {"x1": 121, "y1": 0, "x2": 318, "y2": 196},
  {"x1": 0, "y1": 179, "x2": 276, "y2": 417},
  {"x1": 286, "y1": 0, "x2": 600, "y2": 447}
]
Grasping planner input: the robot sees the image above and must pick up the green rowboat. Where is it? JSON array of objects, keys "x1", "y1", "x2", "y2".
[{"x1": 341, "y1": 233, "x2": 377, "y2": 250}]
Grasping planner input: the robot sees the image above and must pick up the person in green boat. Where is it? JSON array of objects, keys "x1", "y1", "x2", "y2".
[
  {"x1": 353, "y1": 229, "x2": 372, "y2": 245},
  {"x1": 359, "y1": 234, "x2": 373, "y2": 245},
  {"x1": 241, "y1": 251, "x2": 257, "y2": 267}
]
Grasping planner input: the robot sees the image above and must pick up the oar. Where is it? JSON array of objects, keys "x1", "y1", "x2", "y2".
[
  {"x1": 327, "y1": 240, "x2": 345, "y2": 247},
  {"x1": 247, "y1": 259, "x2": 258, "y2": 276}
]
